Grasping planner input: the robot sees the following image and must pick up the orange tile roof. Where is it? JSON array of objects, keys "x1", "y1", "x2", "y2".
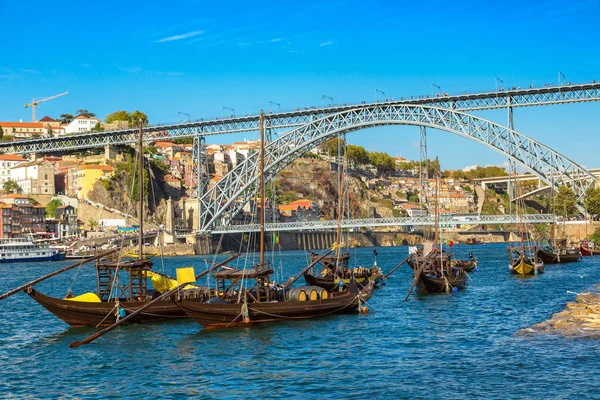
[
  {"x1": 74, "y1": 115, "x2": 98, "y2": 120},
  {"x1": 0, "y1": 122, "x2": 44, "y2": 128},
  {"x1": 3, "y1": 194, "x2": 29, "y2": 198},
  {"x1": 0, "y1": 154, "x2": 26, "y2": 161},
  {"x1": 39, "y1": 116, "x2": 56, "y2": 122}
]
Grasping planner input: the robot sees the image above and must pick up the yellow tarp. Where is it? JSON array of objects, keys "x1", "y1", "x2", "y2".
[
  {"x1": 513, "y1": 259, "x2": 535, "y2": 275},
  {"x1": 177, "y1": 267, "x2": 196, "y2": 285},
  {"x1": 145, "y1": 270, "x2": 196, "y2": 292},
  {"x1": 64, "y1": 292, "x2": 102, "y2": 303}
]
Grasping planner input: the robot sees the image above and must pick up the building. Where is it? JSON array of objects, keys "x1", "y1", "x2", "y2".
[
  {"x1": 76, "y1": 165, "x2": 114, "y2": 199},
  {"x1": 38, "y1": 116, "x2": 62, "y2": 128},
  {"x1": 278, "y1": 199, "x2": 320, "y2": 222},
  {"x1": 10, "y1": 160, "x2": 56, "y2": 195},
  {"x1": 64, "y1": 116, "x2": 100, "y2": 134},
  {"x1": 54, "y1": 161, "x2": 79, "y2": 195},
  {"x1": 0, "y1": 154, "x2": 26, "y2": 184},
  {"x1": 0, "y1": 197, "x2": 46, "y2": 238},
  {"x1": 56, "y1": 205, "x2": 79, "y2": 239},
  {"x1": 0, "y1": 122, "x2": 47, "y2": 140}
]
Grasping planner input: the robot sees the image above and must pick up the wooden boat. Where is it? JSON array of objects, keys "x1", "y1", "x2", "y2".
[
  {"x1": 537, "y1": 247, "x2": 581, "y2": 264},
  {"x1": 177, "y1": 269, "x2": 374, "y2": 329},
  {"x1": 25, "y1": 286, "x2": 190, "y2": 327},
  {"x1": 509, "y1": 254, "x2": 544, "y2": 275},
  {"x1": 580, "y1": 241, "x2": 600, "y2": 256},
  {"x1": 451, "y1": 258, "x2": 478, "y2": 272},
  {"x1": 177, "y1": 112, "x2": 374, "y2": 330},
  {"x1": 507, "y1": 174, "x2": 544, "y2": 276},
  {"x1": 418, "y1": 269, "x2": 467, "y2": 293},
  {"x1": 304, "y1": 251, "x2": 383, "y2": 290},
  {"x1": 407, "y1": 162, "x2": 468, "y2": 295},
  {"x1": 466, "y1": 237, "x2": 482, "y2": 245},
  {"x1": 24, "y1": 122, "x2": 204, "y2": 327}
]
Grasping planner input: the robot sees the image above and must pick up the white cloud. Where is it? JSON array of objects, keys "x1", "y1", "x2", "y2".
[
  {"x1": 319, "y1": 41, "x2": 333, "y2": 47},
  {"x1": 462, "y1": 165, "x2": 478, "y2": 172},
  {"x1": 270, "y1": 38, "x2": 282, "y2": 42},
  {"x1": 156, "y1": 30, "x2": 204, "y2": 43}
]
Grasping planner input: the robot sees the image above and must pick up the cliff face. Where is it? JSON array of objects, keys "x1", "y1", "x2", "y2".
[
  {"x1": 275, "y1": 158, "x2": 394, "y2": 219},
  {"x1": 87, "y1": 159, "x2": 170, "y2": 226}
]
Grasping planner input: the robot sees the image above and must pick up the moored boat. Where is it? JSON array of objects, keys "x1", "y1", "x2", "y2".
[
  {"x1": 580, "y1": 241, "x2": 600, "y2": 256},
  {"x1": 537, "y1": 247, "x2": 581, "y2": 264},
  {"x1": 0, "y1": 237, "x2": 65, "y2": 263}
]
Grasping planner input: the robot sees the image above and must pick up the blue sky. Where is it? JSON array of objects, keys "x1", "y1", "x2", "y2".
[{"x1": 1, "y1": 0, "x2": 599, "y2": 170}]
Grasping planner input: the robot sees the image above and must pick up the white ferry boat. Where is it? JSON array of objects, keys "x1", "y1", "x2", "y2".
[{"x1": 0, "y1": 237, "x2": 66, "y2": 263}]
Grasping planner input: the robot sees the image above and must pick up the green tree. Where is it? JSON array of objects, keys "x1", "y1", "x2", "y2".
[
  {"x1": 346, "y1": 144, "x2": 369, "y2": 167},
  {"x1": 584, "y1": 186, "x2": 600, "y2": 216},
  {"x1": 46, "y1": 198, "x2": 63, "y2": 217},
  {"x1": 106, "y1": 110, "x2": 130, "y2": 123},
  {"x1": 130, "y1": 110, "x2": 149, "y2": 127},
  {"x1": 320, "y1": 138, "x2": 345, "y2": 157},
  {"x1": 88, "y1": 218, "x2": 99, "y2": 230},
  {"x1": 369, "y1": 151, "x2": 395, "y2": 176},
  {"x1": 554, "y1": 185, "x2": 578, "y2": 217},
  {"x1": 3, "y1": 179, "x2": 20, "y2": 194},
  {"x1": 90, "y1": 122, "x2": 104, "y2": 132},
  {"x1": 105, "y1": 110, "x2": 149, "y2": 127},
  {"x1": 59, "y1": 113, "x2": 74, "y2": 124},
  {"x1": 76, "y1": 109, "x2": 96, "y2": 118},
  {"x1": 172, "y1": 137, "x2": 193, "y2": 145},
  {"x1": 0, "y1": 125, "x2": 3, "y2": 140}
]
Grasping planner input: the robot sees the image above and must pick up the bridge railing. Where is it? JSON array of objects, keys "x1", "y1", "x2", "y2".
[{"x1": 209, "y1": 214, "x2": 555, "y2": 234}]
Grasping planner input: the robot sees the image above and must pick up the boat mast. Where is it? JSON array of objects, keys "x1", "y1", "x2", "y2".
[
  {"x1": 259, "y1": 110, "x2": 266, "y2": 269},
  {"x1": 515, "y1": 174, "x2": 526, "y2": 276},
  {"x1": 138, "y1": 120, "x2": 144, "y2": 260},
  {"x1": 334, "y1": 151, "x2": 346, "y2": 257}
]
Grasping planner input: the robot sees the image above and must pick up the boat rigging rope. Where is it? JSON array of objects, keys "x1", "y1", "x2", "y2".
[
  {"x1": 65, "y1": 257, "x2": 89, "y2": 296},
  {"x1": 95, "y1": 303, "x2": 119, "y2": 328}
]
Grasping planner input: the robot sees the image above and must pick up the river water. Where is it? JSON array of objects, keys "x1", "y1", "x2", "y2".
[{"x1": 1, "y1": 243, "x2": 600, "y2": 399}]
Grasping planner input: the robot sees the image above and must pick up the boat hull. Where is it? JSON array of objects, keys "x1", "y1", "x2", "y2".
[
  {"x1": 417, "y1": 272, "x2": 467, "y2": 293},
  {"x1": 25, "y1": 288, "x2": 187, "y2": 327},
  {"x1": 537, "y1": 249, "x2": 581, "y2": 264},
  {"x1": 177, "y1": 286, "x2": 373, "y2": 329},
  {"x1": 580, "y1": 244, "x2": 600, "y2": 256},
  {"x1": 452, "y1": 259, "x2": 478, "y2": 272},
  {"x1": 510, "y1": 258, "x2": 544, "y2": 275},
  {"x1": 0, "y1": 252, "x2": 65, "y2": 263},
  {"x1": 303, "y1": 270, "x2": 383, "y2": 291}
]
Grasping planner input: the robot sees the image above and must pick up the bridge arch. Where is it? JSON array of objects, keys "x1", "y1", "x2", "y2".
[{"x1": 198, "y1": 104, "x2": 595, "y2": 232}]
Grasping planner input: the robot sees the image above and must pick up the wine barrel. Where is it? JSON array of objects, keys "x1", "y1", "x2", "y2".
[
  {"x1": 286, "y1": 288, "x2": 308, "y2": 302},
  {"x1": 304, "y1": 286, "x2": 329, "y2": 300}
]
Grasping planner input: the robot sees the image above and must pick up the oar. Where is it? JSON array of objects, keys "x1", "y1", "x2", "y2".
[
  {"x1": 383, "y1": 254, "x2": 412, "y2": 280},
  {"x1": 69, "y1": 253, "x2": 240, "y2": 348},
  {"x1": 283, "y1": 250, "x2": 333, "y2": 289},
  {"x1": 0, "y1": 249, "x2": 118, "y2": 302}
]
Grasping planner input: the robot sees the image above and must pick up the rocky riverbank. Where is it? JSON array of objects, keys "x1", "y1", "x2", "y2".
[{"x1": 523, "y1": 290, "x2": 600, "y2": 337}]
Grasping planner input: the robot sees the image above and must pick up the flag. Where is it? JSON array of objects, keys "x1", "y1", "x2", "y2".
[{"x1": 274, "y1": 233, "x2": 280, "y2": 245}]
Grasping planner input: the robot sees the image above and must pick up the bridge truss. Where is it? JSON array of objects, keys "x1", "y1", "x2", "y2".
[
  {"x1": 197, "y1": 104, "x2": 595, "y2": 232},
  {"x1": 211, "y1": 214, "x2": 555, "y2": 234},
  {"x1": 1, "y1": 83, "x2": 599, "y2": 155}
]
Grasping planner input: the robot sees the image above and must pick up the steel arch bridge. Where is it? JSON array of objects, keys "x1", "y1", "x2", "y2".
[
  {"x1": 1, "y1": 82, "x2": 600, "y2": 155},
  {"x1": 197, "y1": 104, "x2": 596, "y2": 232}
]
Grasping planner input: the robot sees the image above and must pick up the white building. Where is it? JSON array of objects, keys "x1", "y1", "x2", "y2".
[
  {"x1": 0, "y1": 154, "x2": 26, "y2": 184},
  {"x1": 10, "y1": 160, "x2": 55, "y2": 195},
  {"x1": 64, "y1": 116, "x2": 100, "y2": 134}
]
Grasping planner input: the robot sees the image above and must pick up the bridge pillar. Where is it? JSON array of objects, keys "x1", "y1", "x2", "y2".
[{"x1": 104, "y1": 145, "x2": 119, "y2": 161}]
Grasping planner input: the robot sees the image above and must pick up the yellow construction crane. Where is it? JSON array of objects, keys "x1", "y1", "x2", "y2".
[{"x1": 24, "y1": 91, "x2": 68, "y2": 122}]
